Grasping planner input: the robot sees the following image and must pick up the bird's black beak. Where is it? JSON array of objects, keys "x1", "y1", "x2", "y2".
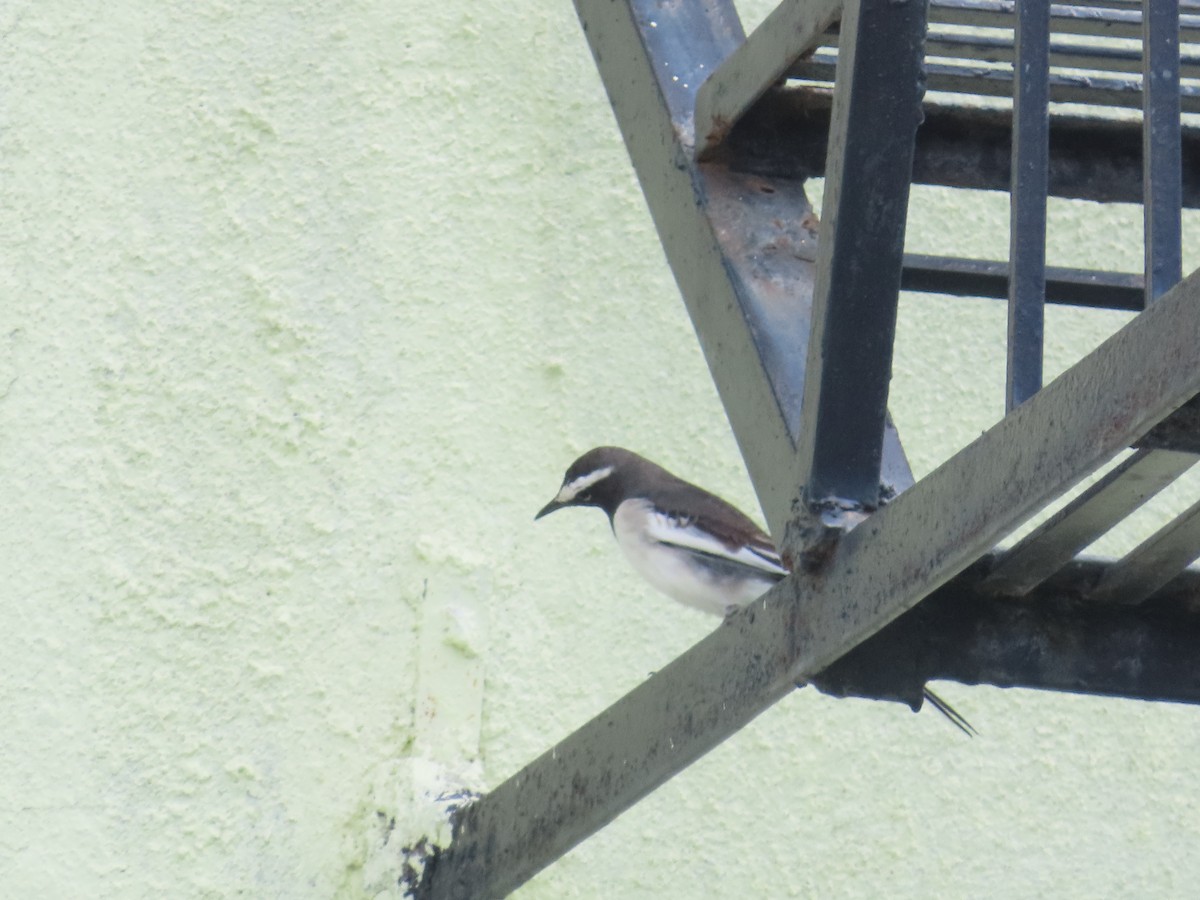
[{"x1": 535, "y1": 498, "x2": 566, "y2": 521}]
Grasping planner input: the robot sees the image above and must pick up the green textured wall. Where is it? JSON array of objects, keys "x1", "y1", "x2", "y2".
[{"x1": 3, "y1": 1, "x2": 1199, "y2": 897}]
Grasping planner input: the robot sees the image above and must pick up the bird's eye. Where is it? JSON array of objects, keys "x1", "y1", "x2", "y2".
[{"x1": 578, "y1": 492, "x2": 591, "y2": 502}]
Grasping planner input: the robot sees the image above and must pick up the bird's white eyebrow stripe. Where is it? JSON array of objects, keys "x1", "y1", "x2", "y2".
[{"x1": 555, "y1": 465, "x2": 614, "y2": 502}]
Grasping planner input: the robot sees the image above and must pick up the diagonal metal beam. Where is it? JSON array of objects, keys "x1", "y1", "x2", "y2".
[
  {"x1": 982, "y1": 449, "x2": 1196, "y2": 596},
  {"x1": 418, "y1": 261, "x2": 1200, "y2": 898},
  {"x1": 1091, "y1": 497, "x2": 1200, "y2": 605},
  {"x1": 561, "y1": 0, "x2": 788, "y2": 535},
  {"x1": 694, "y1": 0, "x2": 843, "y2": 159}
]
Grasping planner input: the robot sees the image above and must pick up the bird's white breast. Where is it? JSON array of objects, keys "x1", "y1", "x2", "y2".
[{"x1": 612, "y1": 499, "x2": 777, "y2": 617}]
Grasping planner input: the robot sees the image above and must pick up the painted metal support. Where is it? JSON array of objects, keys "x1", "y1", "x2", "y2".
[
  {"x1": 1006, "y1": 0, "x2": 1050, "y2": 410},
  {"x1": 693, "y1": 0, "x2": 843, "y2": 158},
  {"x1": 818, "y1": 558, "x2": 1200, "y2": 706},
  {"x1": 726, "y1": 91, "x2": 1200, "y2": 209},
  {"x1": 562, "y1": 0, "x2": 798, "y2": 535},
  {"x1": 983, "y1": 448, "x2": 1196, "y2": 596},
  {"x1": 1143, "y1": 0, "x2": 1184, "y2": 306},
  {"x1": 902, "y1": 254, "x2": 1145, "y2": 310},
  {"x1": 418, "y1": 261, "x2": 1200, "y2": 899},
  {"x1": 793, "y1": 0, "x2": 929, "y2": 532},
  {"x1": 1092, "y1": 497, "x2": 1200, "y2": 605}
]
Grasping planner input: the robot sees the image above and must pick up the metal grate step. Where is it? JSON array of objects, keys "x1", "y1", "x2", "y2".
[
  {"x1": 792, "y1": 51, "x2": 1200, "y2": 113},
  {"x1": 787, "y1": 0, "x2": 1200, "y2": 118}
]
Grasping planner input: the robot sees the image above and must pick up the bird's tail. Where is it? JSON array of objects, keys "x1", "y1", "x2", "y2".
[{"x1": 923, "y1": 688, "x2": 977, "y2": 737}]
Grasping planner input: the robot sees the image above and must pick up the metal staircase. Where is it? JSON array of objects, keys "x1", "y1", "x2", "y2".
[{"x1": 415, "y1": 1, "x2": 1200, "y2": 895}]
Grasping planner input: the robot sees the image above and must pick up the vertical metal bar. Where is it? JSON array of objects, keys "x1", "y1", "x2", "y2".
[
  {"x1": 1143, "y1": 0, "x2": 1183, "y2": 305},
  {"x1": 1006, "y1": 0, "x2": 1051, "y2": 411},
  {"x1": 795, "y1": 0, "x2": 929, "y2": 517}
]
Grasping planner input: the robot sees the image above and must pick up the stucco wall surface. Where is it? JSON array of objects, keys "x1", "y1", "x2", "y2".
[{"x1": 2, "y1": 1, "x2": 1199, "y2": 897}]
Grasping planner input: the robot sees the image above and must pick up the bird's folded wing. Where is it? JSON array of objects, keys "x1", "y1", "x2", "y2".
[{"x1": 643, "y1": 510, "x2": 788, "y2": 578}]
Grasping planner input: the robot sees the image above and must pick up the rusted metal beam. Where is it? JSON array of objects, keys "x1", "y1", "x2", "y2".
[
  {"x1": 526, "y1": 0, "x2": 915, "y2": 536},
  {"x1": 559, "y1": 0, "x2": 798, "y2": 535},
  {"x1": 723, "y1": 91, "x2": 1200, "y2": 208},
  {"x1": 694, "y1": 0, "x2": 842, "y2": 158}
]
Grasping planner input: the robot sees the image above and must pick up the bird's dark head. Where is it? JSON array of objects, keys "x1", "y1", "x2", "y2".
[{"x1": 535, "y1": 446, "x2": 645, "y2": 520}]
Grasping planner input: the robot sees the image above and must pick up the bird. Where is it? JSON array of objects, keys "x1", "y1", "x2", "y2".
[{"x1": 536, "y1": 446, "x2": 975, "y2": 736}]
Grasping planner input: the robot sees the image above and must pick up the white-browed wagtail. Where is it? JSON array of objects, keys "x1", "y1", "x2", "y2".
[{"x1": 537, "y1": 446, "x2": 974, "y2": 735}]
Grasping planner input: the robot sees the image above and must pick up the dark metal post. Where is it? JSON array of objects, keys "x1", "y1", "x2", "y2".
[
  {"x1": 1143, "y1": 0, "x2": 1183, "y2": 305},
  {"x1": 1006, "y1": 0, "x2": 1051, "y2": 411},
  {"x1": 794, "y1": 0, "x2": 929, "y2": 523}
]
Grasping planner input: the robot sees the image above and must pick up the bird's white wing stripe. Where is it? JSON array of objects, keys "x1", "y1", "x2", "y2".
[{"x1": 641, "y1": 508, "x2": 787, "y2": 577}]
